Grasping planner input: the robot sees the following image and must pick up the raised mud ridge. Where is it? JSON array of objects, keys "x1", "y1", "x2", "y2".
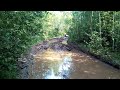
[
  {"x1": 17, "y1": 37, "x2": 120, "y2": 79},
  {"x1": 17, "y1": 37, "x2": 71, "y2": 79}
]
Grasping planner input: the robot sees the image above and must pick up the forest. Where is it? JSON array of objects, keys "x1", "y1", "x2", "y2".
[{"x1": 0, "y1": 11, "x2": 120, "y2": 79}]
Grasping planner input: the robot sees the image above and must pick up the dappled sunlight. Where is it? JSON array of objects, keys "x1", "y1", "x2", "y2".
[
  {"x1": 43, "y1": 11, "x2": 73, "y2": 37},
  {"x1": 2, "y1": 11, "x2": 120, "y2": 79},
  {"x1": 28, "y1": 33, "x2": 120, "y2": 79},
  {"x1": 34, "y1": 48, "x2": 72, "y2": 61},
  {"x1": 31, "y1": 48, "x2": 73, "y2": 79},
  {"x1": 83, "y1": 71, "x2": 96, "y2": 74},
  {"x1": 30, "y1": 45, "x2": 120, "y2": 79},
  {"x1": 30, "y1": 43, "x2": 120, "y2": 79}
]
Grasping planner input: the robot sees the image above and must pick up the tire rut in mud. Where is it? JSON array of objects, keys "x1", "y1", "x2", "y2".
[{"x1": 17, "y1": 37, "x2": 71, "y2": 79}]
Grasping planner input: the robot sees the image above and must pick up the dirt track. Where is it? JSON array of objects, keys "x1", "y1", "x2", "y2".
[{"x1": 18, "y1": 37, "x2": 120, "y2": 79}]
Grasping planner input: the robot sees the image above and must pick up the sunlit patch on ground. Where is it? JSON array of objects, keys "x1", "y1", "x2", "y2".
[
  {"x1": 34, "y1": 48, "x2": 72, "y2": 61},
  {"x1": 28, "y1": 37, "x2": 120, "y2": 79}
]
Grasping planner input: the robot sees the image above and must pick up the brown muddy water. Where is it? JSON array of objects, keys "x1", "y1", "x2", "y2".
[{"x1": 29, "y1": 44, "x2": 120, "y2": 79}]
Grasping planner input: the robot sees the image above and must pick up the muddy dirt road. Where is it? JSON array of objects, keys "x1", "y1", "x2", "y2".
[{"x1": 18, "y1": 37, "x2": 120, "y2": 79}]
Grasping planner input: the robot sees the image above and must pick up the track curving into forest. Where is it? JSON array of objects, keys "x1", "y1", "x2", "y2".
[{"x1": 18, "y1": 37, "x2": 120, "y2": 79}]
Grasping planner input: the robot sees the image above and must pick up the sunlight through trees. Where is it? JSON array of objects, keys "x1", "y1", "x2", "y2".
[{"x1": 1, "y1": 11, "x2": 120, "y2": 79}]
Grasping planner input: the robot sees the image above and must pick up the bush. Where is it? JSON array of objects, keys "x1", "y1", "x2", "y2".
[{"x1": 0, "y1": 11, "x2": 45, "y2": 79}]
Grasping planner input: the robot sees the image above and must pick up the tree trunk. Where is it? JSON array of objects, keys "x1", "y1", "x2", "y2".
[
  {"x1": 112, "y1": 11, "x2": 115, "y2": 51},
  {"x1": 99, "y1": 11, "x2": 102, "y2": 39},
  {"x1": 91, "y1": 11, "x2": 93, "y2": 33}
]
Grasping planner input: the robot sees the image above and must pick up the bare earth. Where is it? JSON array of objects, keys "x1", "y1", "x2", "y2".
[{"x1": 18, "y1": 37, "x2": 120, "y2": 79}]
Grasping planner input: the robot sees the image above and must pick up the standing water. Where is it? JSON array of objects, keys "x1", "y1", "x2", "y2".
[
  {"x1": 30, "y1": 48, "x2": 73, "y2": 79},
  {"x1": 29, "y1": 48, "x2": 120, "y2": 79},
  {"x1": 26, "y1": 37, "x2": 120, "y2": 79}
]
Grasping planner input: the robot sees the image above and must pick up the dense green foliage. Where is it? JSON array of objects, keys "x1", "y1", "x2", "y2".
[
  {"x1": 68, "y1": 11, "x2": 120, "y2": 67},
  {"x1": 1, "y1": 11, "x2": 120, "y2": 79},
  {"x1": 0, "y1": 11, "x2": 72, "y2": 79},
  {"x1": 0, "y1": 11, "x2": 47, "y2": 79},
  {"x1": 42, "y1": 11, "x2": 72, "y2": 39}
]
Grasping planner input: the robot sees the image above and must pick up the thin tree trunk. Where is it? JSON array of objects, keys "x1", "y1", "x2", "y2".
[
  {"x1": 99, "y1": 11, "x2": 102, "y2": 39},
  {"x1": 91, "y1": 11, "x2": 93, "y2": 33},
  {"x1": 112, "y1": 11, "x2": 115, "y2": 51}
]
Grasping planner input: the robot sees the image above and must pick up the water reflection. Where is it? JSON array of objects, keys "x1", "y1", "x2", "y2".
[
  {"x1": 31, "y1": 48, "x2": 120, "y2": 79},
  {"x1": 45, "y1": 56, "x2": 72, "y2": 79},
  {"x1": 32, "y1": 49, "x2": 73, "y2": 79}
]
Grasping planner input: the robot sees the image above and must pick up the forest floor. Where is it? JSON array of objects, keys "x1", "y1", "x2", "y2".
[{"x1": 18, "y1": 37, "x2": 120, "y2": 79}]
